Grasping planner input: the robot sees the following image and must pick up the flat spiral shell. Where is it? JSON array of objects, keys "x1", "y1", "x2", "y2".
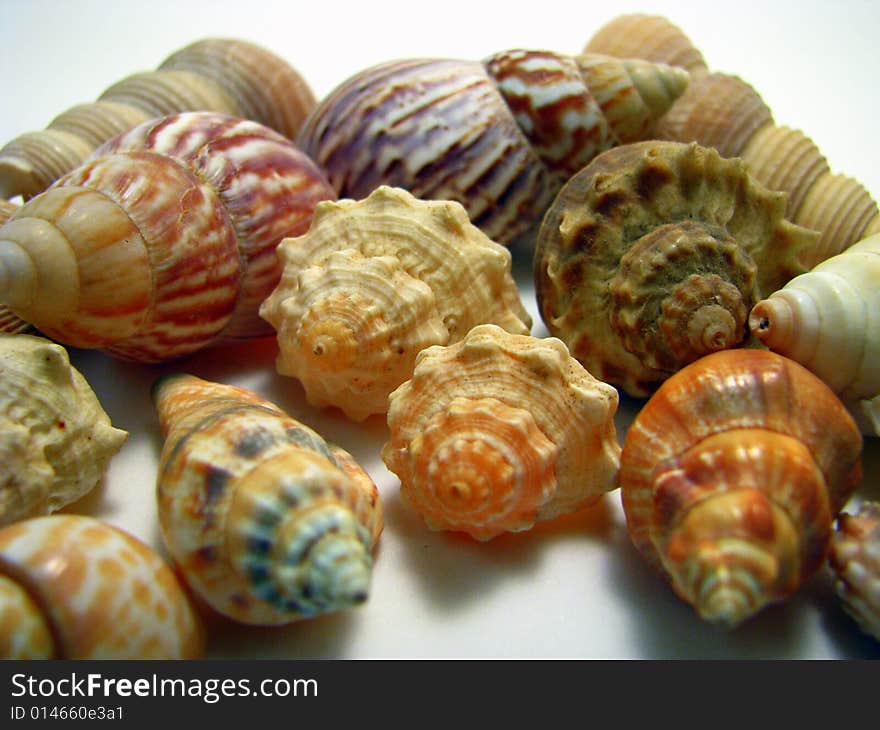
[
  {"x1": 382, "y1": 324, "x2": 621, "y2": 541},
  {"x1": 153, "y1": 374, "x2": 383, "y2": 625},
  {"x1": 619, "y1": 348, "x2": 863, "y2": 627}
]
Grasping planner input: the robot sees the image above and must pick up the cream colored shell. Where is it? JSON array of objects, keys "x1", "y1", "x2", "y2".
[
  {"x1": 260, "y1": 186, "x2": 532, "y2": 421},
  {"x1": 0, "y1": 334, "x2": 127, "y2": 527},
  {"x1": 382, "y1": 324, "x2": 621, "y2": 541}
]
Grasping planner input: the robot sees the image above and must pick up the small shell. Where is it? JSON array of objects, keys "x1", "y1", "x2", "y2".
[
  {"x1": 828, "y1": 501, "x2": 880, "y2": 642},
  {"x1": 153, "y1": 373, "x2": 383, "y2": 625},
  {"x1": 382, "y1": 324, "x2": 621, "y2": 541},
  {"x1": 749, "y1": 233, "x2": 880, "y2": 435},
  {"x1": 0, "y1": 334, "x2": 128, "y2": 527},
  {"x1": 534, "y1": 140, "x2": 817, "y2": 396},
  {"x1": 619, "y1": 349, "x2": 863, "y2": 627},
  {"x1": 0, "y1": 514, "x2": 203, "y2": 658},
  {"x1": 259, "y1": 186, "x2": 532, "y2": 421}
]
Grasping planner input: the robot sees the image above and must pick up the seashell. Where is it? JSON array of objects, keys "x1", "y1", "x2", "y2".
[
  {"x1": 533, "y1": 139, "x2": 818, "y2": 397},
  {"x1": 259, "y1": 185, "x2": 532, "y2": 421},
  {"x1": 828, "y1": 501, "x2": 880, "y2": 642},
  {"x1": 297, "y1": 51, "x2": 688, "y2": 246},
  {"x1": 0, "y1": 334, "x2": 128, "y2": 527},
  {"x1": 0, "y1": 514, "x2": 203, "y2": 658},
  {"x1": 382, "y1": 323, "x2": 621, "y2": 541},
  {"x1": 0, "y1": 38, "x2": 316, "y2": 200},
  {"x1": 0, "y1": 112, "x2": 335, "y2": 362},
  {"x1": 619, "y1": 348, "x2": 863, "y2": 628},
  {"x1": 749, "y1": 232, "x2": 880, "y2": 436},
  {"x1": 153, "y1": 373, "x2": 383, "y2": 625},
  {"x1": 0, "y1": 199, "x2": 30, "y2": 335}
]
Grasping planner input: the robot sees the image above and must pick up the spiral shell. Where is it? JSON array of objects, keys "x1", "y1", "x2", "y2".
[
  {"x1": 259, "y1": 185, "x2": 532, "y2": 421},
  {"x1": 0, "y1": 334, "x2": 127, "y2": 527},
  {"x1": 153, "y1": 373, "x2": 383, "y2": 625},
  {"x1": 297, "y1": 51, "x2": 688, "y2": 245},
  {"x1": 0, "y1": 38, "x2": 315, "y2": 200},
  {"x1": 749, "y1": 232, "x2": 880, "y2": 436},
  {"x1": 0, "y1": 112, "x2": 335, "y2": 362},
  {"x1": 0, "y1": 514, "x2": 203, "y2": 658},
  {"x1": 382, "y1": 324, "x2": 621, "y2": 541},
  {"x1": 828, "y1": 501, "x2": 880, "y2": 642},
  {"x1": 534, "y1": 139, "x2": 818, "y2": 396},
  {"x1": 0, "y1": 199, "x2": 30, "y2": 335},
  {"x1": 619, "y1": 348, "x2": 863, "y2": 627}
]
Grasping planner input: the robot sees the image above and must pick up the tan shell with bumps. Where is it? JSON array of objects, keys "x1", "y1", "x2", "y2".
[
  {"x1": 382, "y1": 324, "x2": 621, "y2": 541},
  {"x1": 0, "y1": 334, "x2": 128, "y2": 527},
  {"x1": 259, "y1": 186, "x2": 532, "y2": 421}
]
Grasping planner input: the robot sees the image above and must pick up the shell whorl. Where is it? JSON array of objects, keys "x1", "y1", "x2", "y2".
[
  {"x1": 0, "y1": 200, "x2": 30, "y2": 335},
  {"x1": 153, "y1": 374, "x2": 382, "y2": 625}
]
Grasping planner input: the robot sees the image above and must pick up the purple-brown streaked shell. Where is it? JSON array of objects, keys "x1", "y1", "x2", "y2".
[
  {"x1": 0, "y1": 514, "x2": 204, "y2": 659},
  {"x1": 620, "y1": 348, "x2": 863, "y2": 628},
  {"x1": 534, "y1": 140, "x2": 817, "y2": 397},
  {"x1": 297, "y1": 50, "x2": 689, "y2": 246},
  {"x1": 0, "y1": 112, "x2": 335, "y2": 362},
  {"x1": 152, "y1": 373, "x2": 383, "y2": 626},
  {"x1": 382, "y1": 324, "x2": 621, "y2": 541}
]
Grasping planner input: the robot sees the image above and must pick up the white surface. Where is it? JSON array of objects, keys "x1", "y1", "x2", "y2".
[{"x1": 1, "y1": 0, "x2": 879, "y2": 659}]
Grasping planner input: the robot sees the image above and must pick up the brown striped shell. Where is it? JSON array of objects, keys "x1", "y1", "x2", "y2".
[
  {"x1": 297, "y1": 51, "x2": 688, "y2": 246},
  {"x1": 620, "y1": 348, "x2": 863, "y2": 628},
  {"x1": 0, "y1": 112, "x2": 335, "y2": 362},
  {"x1": 0, "y1": 514, "x2": 203, "y2": 659},
  {"x1": 153, "y1": 374, "x2": 383, "y2": 626}
]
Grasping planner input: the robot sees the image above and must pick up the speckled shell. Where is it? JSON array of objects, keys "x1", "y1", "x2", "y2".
[
  {"x1": 0, "y1": 38, "x2": 316, "y2": 200},
  {"x1": 534, "y1": 140, "x2": 818, "y2": 397},
  {"x1": 0, "y1": 334, "x2": 127, "y2": 527},
  {"x1": 749, "y1": 233, "x2": 880, "y2": 436},
  {"x1": 620, "y1": 348, "x2": 863, "y2": 627},
  {"x1": 153, "y1": 374, "x2": 383, "y2": 626},
  {"x1": 828, "y1": 501, "x2": 880, "y2": 642},
  {"x1": 0, "y1": 112, "x2": 335, "y2": 361},
  {"x1": 259, "y1": 186, "x2": 532, "y2": 421},
  {"x1": 297, "y1": 51, "x2": 688, "y2": 245},
  {"x1": 382, "y1": 324, "x2": 621, "y2": 541},
  {"x1": 0, "y1": 514, "x2": 203, "y2": 658}
]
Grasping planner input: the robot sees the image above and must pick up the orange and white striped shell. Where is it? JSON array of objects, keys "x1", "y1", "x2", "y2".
[
  {"x1": 619, "y1": 348, "x2": 863, "y2": 628},
  {"x1": 259, "y1": 185, "x2": 532, "y2": 421},
  {"x1": 153, "y1": 374, "x2": 383, "y2": 626},
  {"x1": 0, "y1": 112, "x2": 335, "y2": 362},
  {"x1": 0, "y1": 514, "x2": 203, "y2": 659},
  {"x1": 382, "y1": 324, "x2": 621, "y2": 541}
]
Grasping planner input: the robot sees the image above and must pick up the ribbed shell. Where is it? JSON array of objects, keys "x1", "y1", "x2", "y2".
[
  {"x1": 259, "y1": 186, "x2": 532, "y2": 421},
  {"x1": 620, "y1": 348, "x2": 863, "y2": 627},
  {"x1": 0, "y1": 514, "x2": 203, "y2": 659},
  {"x1": 153, "y1": 374, "x2": 383, "y2": 626},
  {"x1": 382, "y1": 324, "x2": 621, "y2": 541},
  {"x1": 534, "y1": 140, "x2": 817, "y2": 396}
]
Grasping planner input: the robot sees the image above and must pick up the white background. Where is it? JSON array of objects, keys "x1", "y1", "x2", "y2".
[{"x1": 1, "y1": 0, "x2": 878, "y2": 658}]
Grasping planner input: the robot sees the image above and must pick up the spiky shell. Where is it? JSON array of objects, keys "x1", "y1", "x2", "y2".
[
  {"x1": 619, "y1": 348, "x2": 863, "y2": 628},
  {"x1": 297, "y1": 51, "x2": 688, "y2": 245},
  {"x1": 0, "y1": 514, "x2": 203, "y2": 658},
  {"x1": 749, "y1": 232, "x2": 880, "y2": 435},
  {"x1": 259, "y1": 185, "x2": 532, "y2": 421},
  {"x1": 382, "y1": 323, "x2": 621, "y2": 541},
  {"x1": 152, "y1": 374, "x2": 383, "y2": 625},
  {"x1": 0, "y1": 334, "x2": 127, "y2": 527},
  {"x1": 534, "y1": 140, "x2": 817, "y2": 396}
]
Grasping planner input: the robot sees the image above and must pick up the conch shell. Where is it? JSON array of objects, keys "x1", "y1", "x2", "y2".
[
  {"x1": 749, "y1": 232, "x2": 880, "y2": 436},
  {"x1": 382, "y1": 324, "x2": 621, "y2": 541},
  {"x1": 0, "y1": 112, "x2": 335, "y2": 362},
  {"x1": 0, "y1": 334, "x2": 128, "y2": 527},
  {"x1": 534, "y1": 139, "x2": 818, "y2": 396},
  {"x1": 297, "y1": 50, "x2": 688, "y2": 245},
  {"x1": 0, "y1": 514, "x2": 203, "y2": 659},
  {"x1": 259, "y1": 185, "x2": 532, "y2": 421},
  {"x1": 153, "y1": 373, "x2": 383, "y2": 626},
  {"x1": 619, "y1": 348, "x2": 863, "y2": 628}
]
